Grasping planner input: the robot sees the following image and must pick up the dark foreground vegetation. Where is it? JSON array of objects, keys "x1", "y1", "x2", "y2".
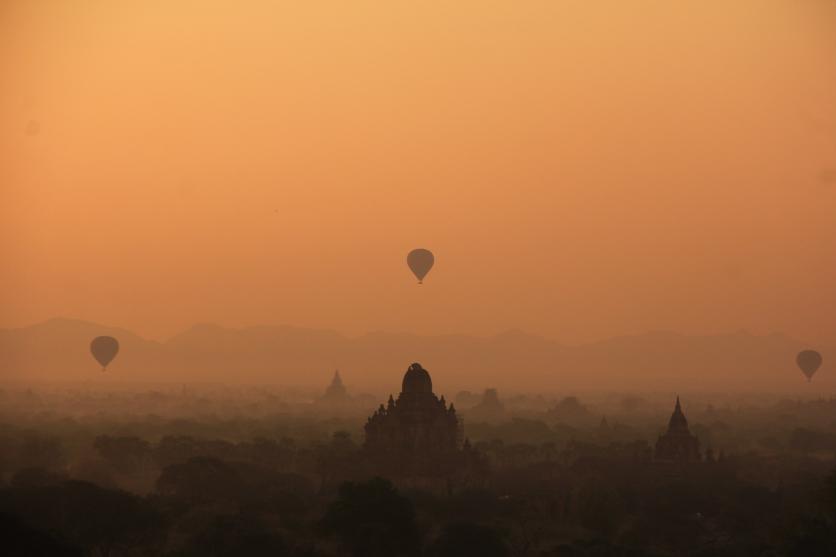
[{"x1": 2, "y1": 386, "x2": 836, "y2": 556}]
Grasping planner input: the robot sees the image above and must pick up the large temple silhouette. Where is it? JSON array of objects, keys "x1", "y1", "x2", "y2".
[
  {"x1": 655, "y1": 396, "x2": 701, "y2": 462},
  {"x1": 364, "y1": 363, "x2": 466, "y2": 479}
]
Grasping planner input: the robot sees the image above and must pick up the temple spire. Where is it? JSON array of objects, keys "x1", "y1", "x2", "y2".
[
  {"x1": 668, "y1": 395, "x2": 688, "y2": 431},
  {"x1": 656, "y1": 395, "x2": 700, "y2": 461},
  {"x1": 321, "y1": 369, "x2": 348, "y2": 401}
]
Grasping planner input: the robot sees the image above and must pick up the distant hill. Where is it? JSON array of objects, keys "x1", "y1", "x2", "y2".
[
  {"x1": 1, "y1": 318, "x2": 832, "y2": 393},
  {"x1": 0, "y1": 318, "x2": 166, "y2": 378}
]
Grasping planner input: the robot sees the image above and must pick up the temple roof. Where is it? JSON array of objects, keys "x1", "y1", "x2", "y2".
[
  {"x1": 402, "y1": 362, "x2": 433, "y2": 394},
  {"x1": 322, "y1": 369, "x2": 348, "y2": 399},
  {"x1": 667, "y1": 396, "x2": 689, "y2": 432}
]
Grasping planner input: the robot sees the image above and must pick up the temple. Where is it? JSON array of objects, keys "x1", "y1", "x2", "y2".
[
  {"x1": 364, "y1": 363, "x2": 463, "y2": 477},
  {"x1": 655, "y1": 396, "x2": 701, "y2": 462},
  {"x1": 319, "y1": 370, "x2": 349, "y2": 403},
  {"x1": 467, "y1": 388, "x2": 505, "y2": 422}
]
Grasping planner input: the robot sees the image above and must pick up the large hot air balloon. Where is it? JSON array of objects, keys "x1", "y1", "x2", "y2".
[
  {"x1": 796, "y1": 350, "x2": 822, "y2": 382},
  {"x1": 91, "y1": 336, "x2": 119, "y2": 371},
  {"x1": 407, "y1": 248, "x2": 434, "y2": 284}
]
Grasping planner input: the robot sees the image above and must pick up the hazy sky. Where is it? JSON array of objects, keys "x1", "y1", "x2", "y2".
[{"x1": 2, "y1": 1, "x2": 835, "y2": 345}]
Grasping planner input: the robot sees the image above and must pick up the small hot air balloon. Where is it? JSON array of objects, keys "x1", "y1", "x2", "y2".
[
  {"x1": 91, "y1": 336, "x2": 119, "y2": 371},
  {"x1": 407, "y1": 248, "x2": 434, "y2": 284},
  {"x1": 796, "y1": 350, "x2": 822, "y2": 382}
]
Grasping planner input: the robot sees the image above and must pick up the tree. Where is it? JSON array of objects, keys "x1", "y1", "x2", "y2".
[
  {"x1": 0, "y1": 511, "x2": 82, "y2": 557},
  {"x1": 316, "y1": 431, "x2": 361, "y2": 490},
  {"x1": 319, "y1": 477, "x2": 419, "y2": 557},
  {"x1": 0, "y1": 481, "x2": 164, "y2": 556},
  {"x1": 825, "y1": 466, "x2": 836, "y2": 517},
  {"x1": 156, "y1": 456, "x2": 240, "y2": 503},
  {"x1": 94, "y1": 435, "x2": 152, "y2": 474},
  {"x1": 15, "y1": 431, "x2": 66, "y2": 471},
  {"x1": 10, "y1": 467, "x2": 68, "y2": 488},
  {"x1": 176, "y1": 513, "x2": 288, "y2": 557},
  {"x1": 783, "y1": 515, "x2": 836, "y2": 557},
  {"x1": 428, "y1": 521, "x2": 509, "y2": 557},
  {"x1": 154, "y1": 435, "x2": 200, "y2": 467}
]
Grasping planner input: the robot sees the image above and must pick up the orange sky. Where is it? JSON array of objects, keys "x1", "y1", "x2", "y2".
[{"x1": 2, "y1": 0, "x2": 835, "y2": 345}]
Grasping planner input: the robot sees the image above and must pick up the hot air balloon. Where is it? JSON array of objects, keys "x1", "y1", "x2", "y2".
[
  {"x1": 796, "y1": 350, "x2": 822, "y2": 382},
  {"x1": 407, "y1": 248, "x2": 434, "y2": 284},
  {"x1": 91, "y1": 336, "x2": 119, "y2": 371}
]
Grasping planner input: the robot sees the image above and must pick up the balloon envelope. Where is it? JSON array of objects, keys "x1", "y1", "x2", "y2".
[
  {"x1": 796, "y1": 350, "x2": 822, "y2": 382},
  {"x1": 91, "y1": 336, "x2": 119, "y2": 370},
  {"x1": 407, "y1": 249, "x2": 434, "y2": 284}
]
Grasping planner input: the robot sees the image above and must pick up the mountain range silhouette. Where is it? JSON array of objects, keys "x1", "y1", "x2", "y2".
[{"x1": 1, "y1": 318, "x2": 831, "y2": 392}]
